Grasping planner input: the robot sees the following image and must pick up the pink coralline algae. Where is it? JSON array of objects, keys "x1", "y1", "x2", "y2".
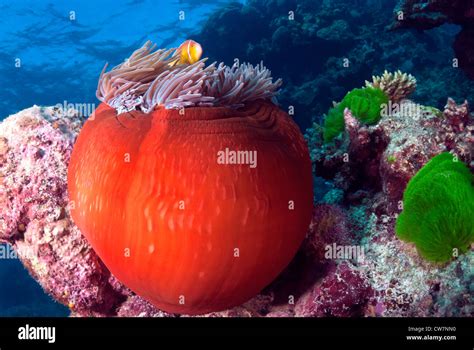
[
  {"x1": 115, "y1": 295, "x2": 174, "y2": 318},
  {"x1": 295, "y1": 262, "x2": 373, "y2": 317},
  {"x1": 440, "y1": 98, "x2": 473, "y2": 163},
  {"x1": 195, "y1": 294, "x2": 275, "y2": 318},
  {"x1": 358, "y1": 215, "x2": 473, "y2": 317}
]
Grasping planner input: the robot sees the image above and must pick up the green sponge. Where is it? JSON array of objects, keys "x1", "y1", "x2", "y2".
[
  {"x1": 396, "y1": 152, "x2": 474, "y2": 263},
  {"x1": 323, "y1": 87, "x2": 389, "y2": 143}
]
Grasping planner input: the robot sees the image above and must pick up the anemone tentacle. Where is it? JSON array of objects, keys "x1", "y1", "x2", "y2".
[{"x1": 97, "y1": 40, "x2": 282, "y2": 112}]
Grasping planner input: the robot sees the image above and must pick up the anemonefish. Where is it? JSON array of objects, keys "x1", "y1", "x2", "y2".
[{"x1": 174, "y1": 40, "x2": 202, "y2": 65}]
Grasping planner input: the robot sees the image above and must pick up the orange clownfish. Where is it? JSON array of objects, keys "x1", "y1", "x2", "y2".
[{"x1": 174, "y1": 40, "x2": 202, "y2": 65}]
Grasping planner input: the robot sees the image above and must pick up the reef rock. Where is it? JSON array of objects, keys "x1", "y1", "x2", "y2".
[
  {"x1": 359, "y1": 214, "x2": 473, "y2": 317},
  {"x1": 1, "y1": 103, "x2": 472, "y2": 318},
  {"x1": 0, "y1": 106, "x2": 169, "y2": 317},
  {"x1": 392, "y1": 0, "x2": 474, "y2": 79},
  {"x1": 304, "y1": 204, "x2": 354, "y2": 261},
  {"x1": 312, "y1": 99, "x2": 474, "y2": 213},
  {"x1": 295, "y1": 262, "x2": 373, "y2": 317},
  {"x1": 306, "y1": 93, "x2": 474, "y2": 316}
]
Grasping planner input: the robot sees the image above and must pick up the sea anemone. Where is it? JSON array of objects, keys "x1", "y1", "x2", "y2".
[
  {"x1": 365, "y1": 70, "x2": 417, "y2": 103},
  {"x1": 68, "y1": 40, "x2": 313, "y2": 315},
  {"x1": 97, "y1": 40, "x2": 282, "y2": 112}
]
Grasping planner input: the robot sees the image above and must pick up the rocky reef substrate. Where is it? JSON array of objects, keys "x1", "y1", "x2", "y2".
[{"x1": 0, "y1": 99, "x2": 472, "y2": 317}]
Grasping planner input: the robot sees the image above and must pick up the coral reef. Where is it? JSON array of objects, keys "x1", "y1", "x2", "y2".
[
  {"x1": 311, "y1": 97, "x2": 474, "y2": 210},
  {"x1": 305, "y1": 67, "x2": 473, "y2": 315},
  {"x1": 115, "y1": 296, "x2": 174, "y2": 318},
  {"x1": 1, "y1": 97, "x2": 472, "y2": 317},
  {"x1": 0, "y1": 106, "x2": 172, "y2": 317},
  {"x1": 365, "y1": 70, "x2": 417, "y2": 103},
  {"x1": 391, "y1": 0, "x2": 474, "y2": 79},
  {"x1": 359, "y1": 214, "x2": 473, "y2": 317},
  {"x1": 2, "y1": 0, "x2": 473, "y2": 318},
  {"x1": 304, "y1": 204, "x2": 354, "y2": 262},
  {"x1": 295, "y1": 262, "x2": 374, "y2": 317},
  {"x1": 196, "y1": 0, "x2": 474, "y2": 130},
  {"x1": 396, "y1": 152, "x2": 474, "y2": 263},
  {"x1": 323, "y1": 87, "x2": 389, "y2": 142}
]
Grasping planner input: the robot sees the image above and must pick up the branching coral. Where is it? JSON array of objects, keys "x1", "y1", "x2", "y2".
[
  {"x1": 365, "y1": 70, "x2": 417, "y2": 102},
  {"x1": 323, "y1": 87, "x2": 388, "y2": 142},
  {"x1": 396, "y1": 152, "x2": 474, "y2": 263},
  {"x1": 97, "y1": 40, "x2": 282, "y2": 112},
  {"x1": 322, "y1": 71, "x2": 417, "y2": 143}
]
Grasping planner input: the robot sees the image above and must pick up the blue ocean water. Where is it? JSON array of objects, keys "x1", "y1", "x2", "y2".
[
  {"x1": 1, "y1": 0, "x2": 473, "y2": 316},
  {"x1": 0, "y1": 0, "x2": 239, "y2": 119}
]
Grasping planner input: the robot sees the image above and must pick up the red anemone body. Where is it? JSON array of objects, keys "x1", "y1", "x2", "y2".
[{"x1": 68, "y1": 100, "x2": 313, "y2": 314}]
